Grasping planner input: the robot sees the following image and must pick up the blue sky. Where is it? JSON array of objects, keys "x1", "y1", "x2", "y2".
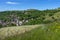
[{"x1": 0, "y1": 0, "x2": 60, "y2": 11}]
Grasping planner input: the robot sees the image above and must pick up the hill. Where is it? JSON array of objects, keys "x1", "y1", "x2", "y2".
[
  {"x1": 3, "y1": 23, "x2": 60, "y2": 40},
  {"x1": 0, "y1": 8, "x2": 60, "y2": 27},
  {"x1": 0, "y1": 8, "x2": 60, "y2": 40}
]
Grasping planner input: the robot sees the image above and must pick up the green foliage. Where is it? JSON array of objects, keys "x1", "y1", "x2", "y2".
[
  {"x1": 0, "y1": 24, "x2": 3, "y2": 28},
  {"x1": 0, "y1": 8, "x2": 60, "y2": 27}
]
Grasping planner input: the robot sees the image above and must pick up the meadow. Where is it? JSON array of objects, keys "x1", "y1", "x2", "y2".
[
  {"x1": 0, "y1": 23, "x2": 60, "y2": 40},
  {"x1": 0, "y1": 25, "x2": 41, "y2": 40}
]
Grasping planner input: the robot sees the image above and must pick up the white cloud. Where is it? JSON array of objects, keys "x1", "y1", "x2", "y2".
[{"x1": 6, "y1": 1, "x2": 19, "y2": 4}]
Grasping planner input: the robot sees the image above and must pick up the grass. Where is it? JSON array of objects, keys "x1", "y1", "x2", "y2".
[
  {"x1": 3, "y1": 23, "x2": 60, "y2": 40},
  {"x1": 0, "y1": 25, "x2": 41, "y2": 40},
  {"x1": 0, "y1": 24, "x2": 60, "y2": 40}
]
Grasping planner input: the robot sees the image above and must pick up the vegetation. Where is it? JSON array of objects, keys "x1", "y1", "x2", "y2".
[
  {"x1": 3, "y1": 23, "x2": 60, "y2": 40},
  {"x1": 0, "y1": 8, "x2": 60, "y2": 40},
  {"x1": 0, "y1": 8, "x2": 60, "y2": 27},
  {"x1": 0, "y1": 25, "x2": 40, "y2": 40}
]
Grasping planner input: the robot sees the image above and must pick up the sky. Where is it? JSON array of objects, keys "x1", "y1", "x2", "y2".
[{"x1": 0, "y1": 0, "x2": 60, "y2": 11}]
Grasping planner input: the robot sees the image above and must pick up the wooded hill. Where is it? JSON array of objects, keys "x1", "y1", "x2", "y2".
[{"x1": 0, "y1": 8, "x2": 60, "y2": 27}]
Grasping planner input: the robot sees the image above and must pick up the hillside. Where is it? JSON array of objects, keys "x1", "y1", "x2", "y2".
[
  {"x1": 0, "y1": 25, "x2": 41, "y2": 39},
  {"x1": 0, "y1": 8, "x2": 60, "y2": 40},
  {"x1": 3, "y1": 23, "x2": 60, "y2": 40},
  {"x1": 0, "y1": 8, "x2": 60, "y2": 27}
]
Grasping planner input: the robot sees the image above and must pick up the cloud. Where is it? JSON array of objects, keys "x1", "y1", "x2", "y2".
[{"x1": 6, "y1": 1, "x2": 19, "y2": 4}]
